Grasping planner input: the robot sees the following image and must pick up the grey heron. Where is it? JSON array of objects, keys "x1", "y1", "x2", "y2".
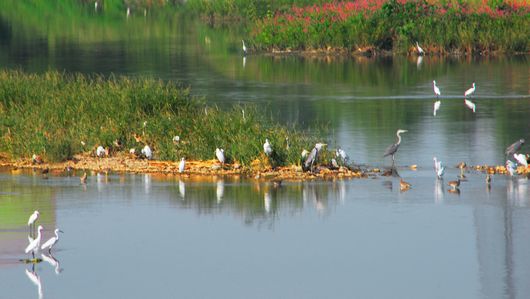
[
  {"x1": 464, "y1": 82, "x2": 476, "y2": 98},
  {"x1": 335, "y1": 148, "x2": 350, "y2": 165},
  {"x1": 505, "y1": 138, "x2": 525, "y2": 157},
  {"x1": 304, "y1": 143, "x2": 327, "y2": 172},
  {"x1": 383, "y1": 129, "x2": 408, "y2": 165},
  {"x1": 41, "y1": 228, "x2": 63, "y2": 254}
]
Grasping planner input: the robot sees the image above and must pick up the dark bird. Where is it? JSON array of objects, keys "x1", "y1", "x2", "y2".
[
  {"x1": 304, "y1": 143, "x2": 327, "y2": 173},
  {"x1": 383, "y1": 129, "x2": 408, "y2": 165},
  {"x1": 505, "y1": 138, "x2": 525, "y2": 157}
]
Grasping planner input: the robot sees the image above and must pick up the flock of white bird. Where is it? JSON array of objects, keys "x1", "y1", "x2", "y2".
[{"x1": 25, "y1": 210, "x2": 63, "y2": 259}]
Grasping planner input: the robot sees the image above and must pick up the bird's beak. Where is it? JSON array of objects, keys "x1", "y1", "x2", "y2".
[{"x1": 59, "y1": 230, "x2": 64, "y2": 233}]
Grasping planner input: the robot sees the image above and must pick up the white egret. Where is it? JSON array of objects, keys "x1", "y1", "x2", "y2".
[
  {"x1": 433, "y1": 100, "x2": 441, "y2": 116},
  {"x1": 464, "y1": 82, "x2": 476, "y2": 98},
  {"x1": 335, "y1": 148, "x2": 349, "y2": 165},
  {"x1": 215, "y1": 148, "x2": 225, "y2": 165},
  {"x1": 141, "y1": 145, "x2": 152, "y2": 160},
  {"x1": 464, "y1": 99, "x2": 476, "y2": 113},
  {"x1": 28, "y1": 210, "x2": 39, "y2": 237},
  {"x1": 96, "y1": 145, "x2": 106, "y2": 157},
  {"x1": 383, "y1": 129, "x2": 408, "y2": 165},
  {"x1": 505, "y1": 139, "x2": 525, "y2": 157},
  {"x1": 263, "y1": 139, "x2": 273, "y2": 156},
  {"x1": 179, "y1": 157, "x2": 186, "y2": 173},
  {"x1": 415, "y1": 41, "x2": 424, "y2": 55},
  {"x1": 433, "y1": 157, "x2": 445, "y2": 179},
  {"x1": 242, "y1": 40, "x2": 247, "y2": 55},
  {"x1": 41, "y1": 228, "x2": 63, "y2": 253},
  {"x1": 25, "y1": 225, "x2": 44, "y2": 259},
  {"x1": 173, "y1": 135, "x2": 180, "y2": 144},
  {"x1": 331, "y1": 158, "x2": 339, "y2": 169},
  {"x1": 506, "y1": 160, "x2": 517, "y2": 176},
  {"x1": 304, "y1": 143, "x2": 327, "y2": 172},
  {"x1": 514, "y1": 153, "x2": 528, "y2": 167},
  {"x1": 433, "y1": 80, "x2": 441, "y2": 98},
  {"x1": 126, "y1": 7, "x2": 131, "y2": 17}
]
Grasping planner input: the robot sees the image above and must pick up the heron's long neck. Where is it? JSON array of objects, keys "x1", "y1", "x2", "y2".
[
  {"x1": 396, "y1": 132, "x2": 402, "y2": 145},
  {"x1": 55, "y1": 230, "x2": 59, "y2": 239},
  {"x1": 36, "y1": 230, "x2": 41, "y2": 242}
]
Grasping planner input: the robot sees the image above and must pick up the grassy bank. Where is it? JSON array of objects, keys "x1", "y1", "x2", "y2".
[
  {"x1": 251, "y1": 0, "x2": 529, "y2": 54},
  {"x1": 0, "y1": 70, "x2": 320, "y2": 165}
]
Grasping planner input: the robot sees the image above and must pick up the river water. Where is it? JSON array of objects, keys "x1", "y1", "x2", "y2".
[{"x1": 0, "y1": 4, "x2": 529, "y2": 299}]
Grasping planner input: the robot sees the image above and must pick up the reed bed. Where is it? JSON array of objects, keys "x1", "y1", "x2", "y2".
[{"x1": 0, "y1": 70, "x2": 320, "y2": 165}]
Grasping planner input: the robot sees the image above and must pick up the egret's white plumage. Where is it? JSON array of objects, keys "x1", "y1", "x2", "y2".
[
  {"x1": 141, "y1": 145, "x2": 152, "y2": 159},
  {"x1": 41, "y1": 228, "x2": 63, "y2": 253},
  {"x1": 242, "y1": 40, "x2": 247, "y2": 55},
  {"x1": 173, "y1": 135, "x2": 180, "y2": 144},
  {"x1": 416, "y1": 41, "x2": 424, "y2": 55},
  {"x1": 178, "y1": 180, "x2": 185, "y2": 198},
  {"x1": 464, "y1": 99, "x2": 476, "y2": 113},
  {"x1": 41, "y1": 253, "x2": 62, "y2": 275},
  {"x1": 464, "y1": 82, "x2": 476, "y2": 97},
  {"x1": 179, "y1": 158, "x2": 186, "y2": 173},
  {"x1": 25, "y1": 269, "x2": 43, "y2": 299},
  {"x1": 96, "y1": 146, "x2": 106, "y2": 157},
  {"x1": 216, "y1": 180, "x2": 224, "y2": 203},
  {"x1": 433, "y1": 100, "x2": 441, "y2": 116},
  {"x1": 514, "y1": 153, "x2": 528, "y2": 167},
  {"x1": 25, "y1": 225, "x2": 44, "y2": 256},
  {"x1": 215, "y1": 148, "x2": 225, "y2": 164},
  {"x1": 263, "y1": 139, "x2": 272, "y2": 156},
  {"x1": 335, "y1": 148, "x2": 349, "y2": 165},
  {"x1": 433, "y1": 80, "x2": 441, "y2": 97},
  {"x1": 433, "y1": 157, "x2": 445, "y2": 179},
  {"x1": 28, "y1": 211, "x2": 39, "y2": 226},
  {"x1": 301, "y1": 149, "x2": 309, "y2": 159}
]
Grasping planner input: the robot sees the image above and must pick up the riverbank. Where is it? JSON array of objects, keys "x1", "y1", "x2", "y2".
[{"x1": 250, "y1": 0, "x2": 529, "y2": 55}]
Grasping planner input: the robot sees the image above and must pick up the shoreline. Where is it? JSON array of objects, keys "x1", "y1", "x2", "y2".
[{"x1": 1, "y1": 152, "x2": 528, "y2": 181}]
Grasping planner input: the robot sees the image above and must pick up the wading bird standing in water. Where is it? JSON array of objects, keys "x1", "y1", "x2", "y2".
[
  {"x1": 25, "y1": 225, "x2": 44, "y2": 259},
  {"x1": 41, "y1": 228, "x2": 64, "y2": 254},
  {"x1": 242, "y1": 40, "x2": 247, "y2": 56},
  {"x1": 448, "y1": 179, "x2": 461, "y2": 190},
  {"x1": 433, "y1": 157, "x2": 445, "y2": 179},
  {"x1": 384, "y1": 129, "x2": 408, "y2": 166},
  {"x1": 415, "y1": 42, "x2": 424, "y2": 56},
  {"x1": 464, "y1": 82, "x2": 476, "y2": 98},
  {"x1": 433, "y1": 80, "x2": 441, "y2": 116}
]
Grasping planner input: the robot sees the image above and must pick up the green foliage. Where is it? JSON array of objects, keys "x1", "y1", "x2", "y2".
[{"x1": 0, "y1": 70, "x2": 319, "y2": 165}]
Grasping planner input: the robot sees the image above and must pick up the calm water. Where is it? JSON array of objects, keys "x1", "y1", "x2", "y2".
[{"x1": 1, "y1": 2, "x2": 530, "y2": 298}]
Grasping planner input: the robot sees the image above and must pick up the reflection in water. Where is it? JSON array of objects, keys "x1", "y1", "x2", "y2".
[
  {"x1": 144, "y1": 174, "x2": 151, "y2": 195},
  {"x1": 416, "y1": 55, "x2": 423, "y2": 69},
  {"x1": 507, "y1": 178, "x2": 529, "y2": 207},
  {"x1": 216, "y1": 179, "x2": 224, "y2": 204},
  {"x1": 41, "y1": 253, "x2": 63, "y2": 275},
  {"x1": 25, "y1": 266, "x2": 43, "y2": 299},
  {"x1": 434, "y1": 178, "x2": 444, "y2": 204},
  {"x1": 178, "y1": 179, "x2": 185, "y2": 199},
  {"x1": 263, "y1": 191, "x2": 272, "y2": 214}
]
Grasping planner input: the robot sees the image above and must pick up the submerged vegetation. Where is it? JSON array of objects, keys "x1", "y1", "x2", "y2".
[
  {"x1": 252, "y1": 0, "x2": 529, "y2": 54},
  {"x1": 0, "y1": 70, "x2": 320, "y2": 165}
]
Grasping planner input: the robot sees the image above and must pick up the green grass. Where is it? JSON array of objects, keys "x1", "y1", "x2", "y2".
[{"x1": 0, "y1": 70, "x2": 321, "y2": 166}]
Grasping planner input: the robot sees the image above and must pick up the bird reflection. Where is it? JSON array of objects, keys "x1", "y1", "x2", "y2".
[
  {"x1": 434, "y1": 178, "x2": 444, "y2": 204},
  {"x1": 242, "y1": 56, "x2": 246, "y2": 68},
  {"x1": 41, "y1": 253, "x2": 63, "y2": 275},
  {"x1": 178, "y1": 179, "x2": 186, "y2": 199},
  {"x1": 382, "y1": 180, "x2": 393, "y2": 191},
  {"x1": 144, "y1": 174, "x2": 151, "y2": 194},
  {"x1": 25, "y1": 266, "x2": 43, "y2": 299},
  {"x1": 416, "y1": 55, "x2": 423, "y2": 69},
  {"x1": 264, "y1": 191, "x2": 272, "y2": 213},
  {"x1": 507, "y1": 178, "x2": 529, "y2": 207},
  {"x1": 216, "y1": 179, "x2": 225, "y2": 203}
]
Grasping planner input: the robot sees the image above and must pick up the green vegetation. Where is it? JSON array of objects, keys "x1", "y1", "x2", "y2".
[
  {"x1": 252, "y1": 0, "x2": 529, "y2": 54},
  {"x1": 0, "y1": 70, "x2": 320, "y2": 165}
]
